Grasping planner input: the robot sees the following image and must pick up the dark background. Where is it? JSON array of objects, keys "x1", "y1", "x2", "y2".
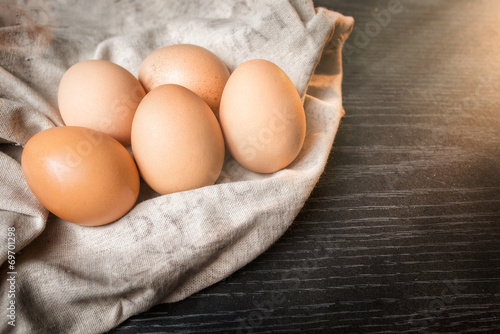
[{"x1": 110, "y1": 0, "x2": 500, "y2": 332}]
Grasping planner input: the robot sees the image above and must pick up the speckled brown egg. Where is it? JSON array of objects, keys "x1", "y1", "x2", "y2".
[
  {"x1": 138, "y1": 44, "x2": 230, "y2": 116},
  {"x1": 58, "y1": 60, "x2": 146, "y2": 146},
  {"x1": 219, "y1": 59, "x2": 306, "y2": 174},
  {"x1": 131, "y1": 84, "x2": 225, "y2": 195},
  {"x1": 21, "y1": 126, "x2": 140, "y2": 226}
]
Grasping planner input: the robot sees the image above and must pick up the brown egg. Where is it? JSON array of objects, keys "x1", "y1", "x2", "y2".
[
  {"x1": 58, "y1": 60, "x2": 146, "y2": 146},
  {"x1": 21, "y1": 126, "x2": 140, "y2": 226},
  {"x1": 219, "y1": 59, "x2": 306, "y2": 173},
  {"x1": 131, "y1": 84, "x2": 225, "y2": 195},
  {"x1": 138, "y1": 44, "x2": 230, "y2": 116}
]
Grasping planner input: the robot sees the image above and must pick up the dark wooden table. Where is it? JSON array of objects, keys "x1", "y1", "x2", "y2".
[{"x1": 110, "y1": 1, "x2": 500, "y2": 332}]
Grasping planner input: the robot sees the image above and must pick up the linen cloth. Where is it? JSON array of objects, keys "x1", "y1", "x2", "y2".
[{"x1": 0, "y1": 0, "x2": 353, "y2": 333}]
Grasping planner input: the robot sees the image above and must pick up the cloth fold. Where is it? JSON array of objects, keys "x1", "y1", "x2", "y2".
[{"x1": 0, "y1": 1, "x2": 353, "y2": 333}]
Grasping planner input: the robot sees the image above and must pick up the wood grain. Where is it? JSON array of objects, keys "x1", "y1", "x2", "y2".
[{"x1": 109, "y1": 0, "x2": 500, "y2": 332}]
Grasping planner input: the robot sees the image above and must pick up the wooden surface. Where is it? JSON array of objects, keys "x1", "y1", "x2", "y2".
[{"x1": 110, "y1": 1, "x2": 500, "y2": 332}]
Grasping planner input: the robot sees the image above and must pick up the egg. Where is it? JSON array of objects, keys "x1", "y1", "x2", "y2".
[
  {"x1": 131, "y1": 84, "x2": 225, "y2": 195},
  {"x1": 58, "y1": 60, "x2": 146, "y2": 146},
  {"x1": 219, "y1": 59, "x2": 306, "y2": 173},
  {"x1": 21, "y1": 126, "x2": 140, "y2": 226},
  {"x1": 138, "y1": 44, "x2": 230, "y2": 116}
]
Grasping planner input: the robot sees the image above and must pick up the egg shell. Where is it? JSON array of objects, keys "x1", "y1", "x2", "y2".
[
  {"x1": 219, "y1": 59, "x2": 306, "y2": 173},
  {"x1": 58, "y1": 60, "x2": 146, "y2": 146},
  {"x1": 21, "y1": 126, "x2": 140, "y2": 226},
  {"x1": 138, "y1": 44, "x2": 230, "y2": 116},
  {"x1": 131, "y1": 84, "x2": 225, "y2": 195}
]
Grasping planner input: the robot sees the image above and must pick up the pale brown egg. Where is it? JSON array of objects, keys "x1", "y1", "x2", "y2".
[
  {"x1": 58, "y1": 60, "x2": 146, "y2": 146},
  {"x1": 138, "y1": 44, "x2": 230, "y2": 116},
  {"x1": 21, "y1": 126, "x2": 140, "y2": 226},
  {"x1": 219, "y1": 59, "x2": 306, "y2": 174},
  {"x1": 131, "y1": 84, "x2": 225, "y2": 195}
]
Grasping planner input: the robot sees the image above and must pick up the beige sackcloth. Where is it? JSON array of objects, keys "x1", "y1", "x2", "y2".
[{"x1": 0, "y1": 0, "x2": 353, "y2": 333}]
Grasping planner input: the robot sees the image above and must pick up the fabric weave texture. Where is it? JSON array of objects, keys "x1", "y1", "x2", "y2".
[{"x1": 0, "y1": 1, "x2": 353, "y2": 333}]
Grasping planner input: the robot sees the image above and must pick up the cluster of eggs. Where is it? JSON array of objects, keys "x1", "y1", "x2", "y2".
[{"x1": 21, "y1": 44, "x2": 306, "y2": 226}]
